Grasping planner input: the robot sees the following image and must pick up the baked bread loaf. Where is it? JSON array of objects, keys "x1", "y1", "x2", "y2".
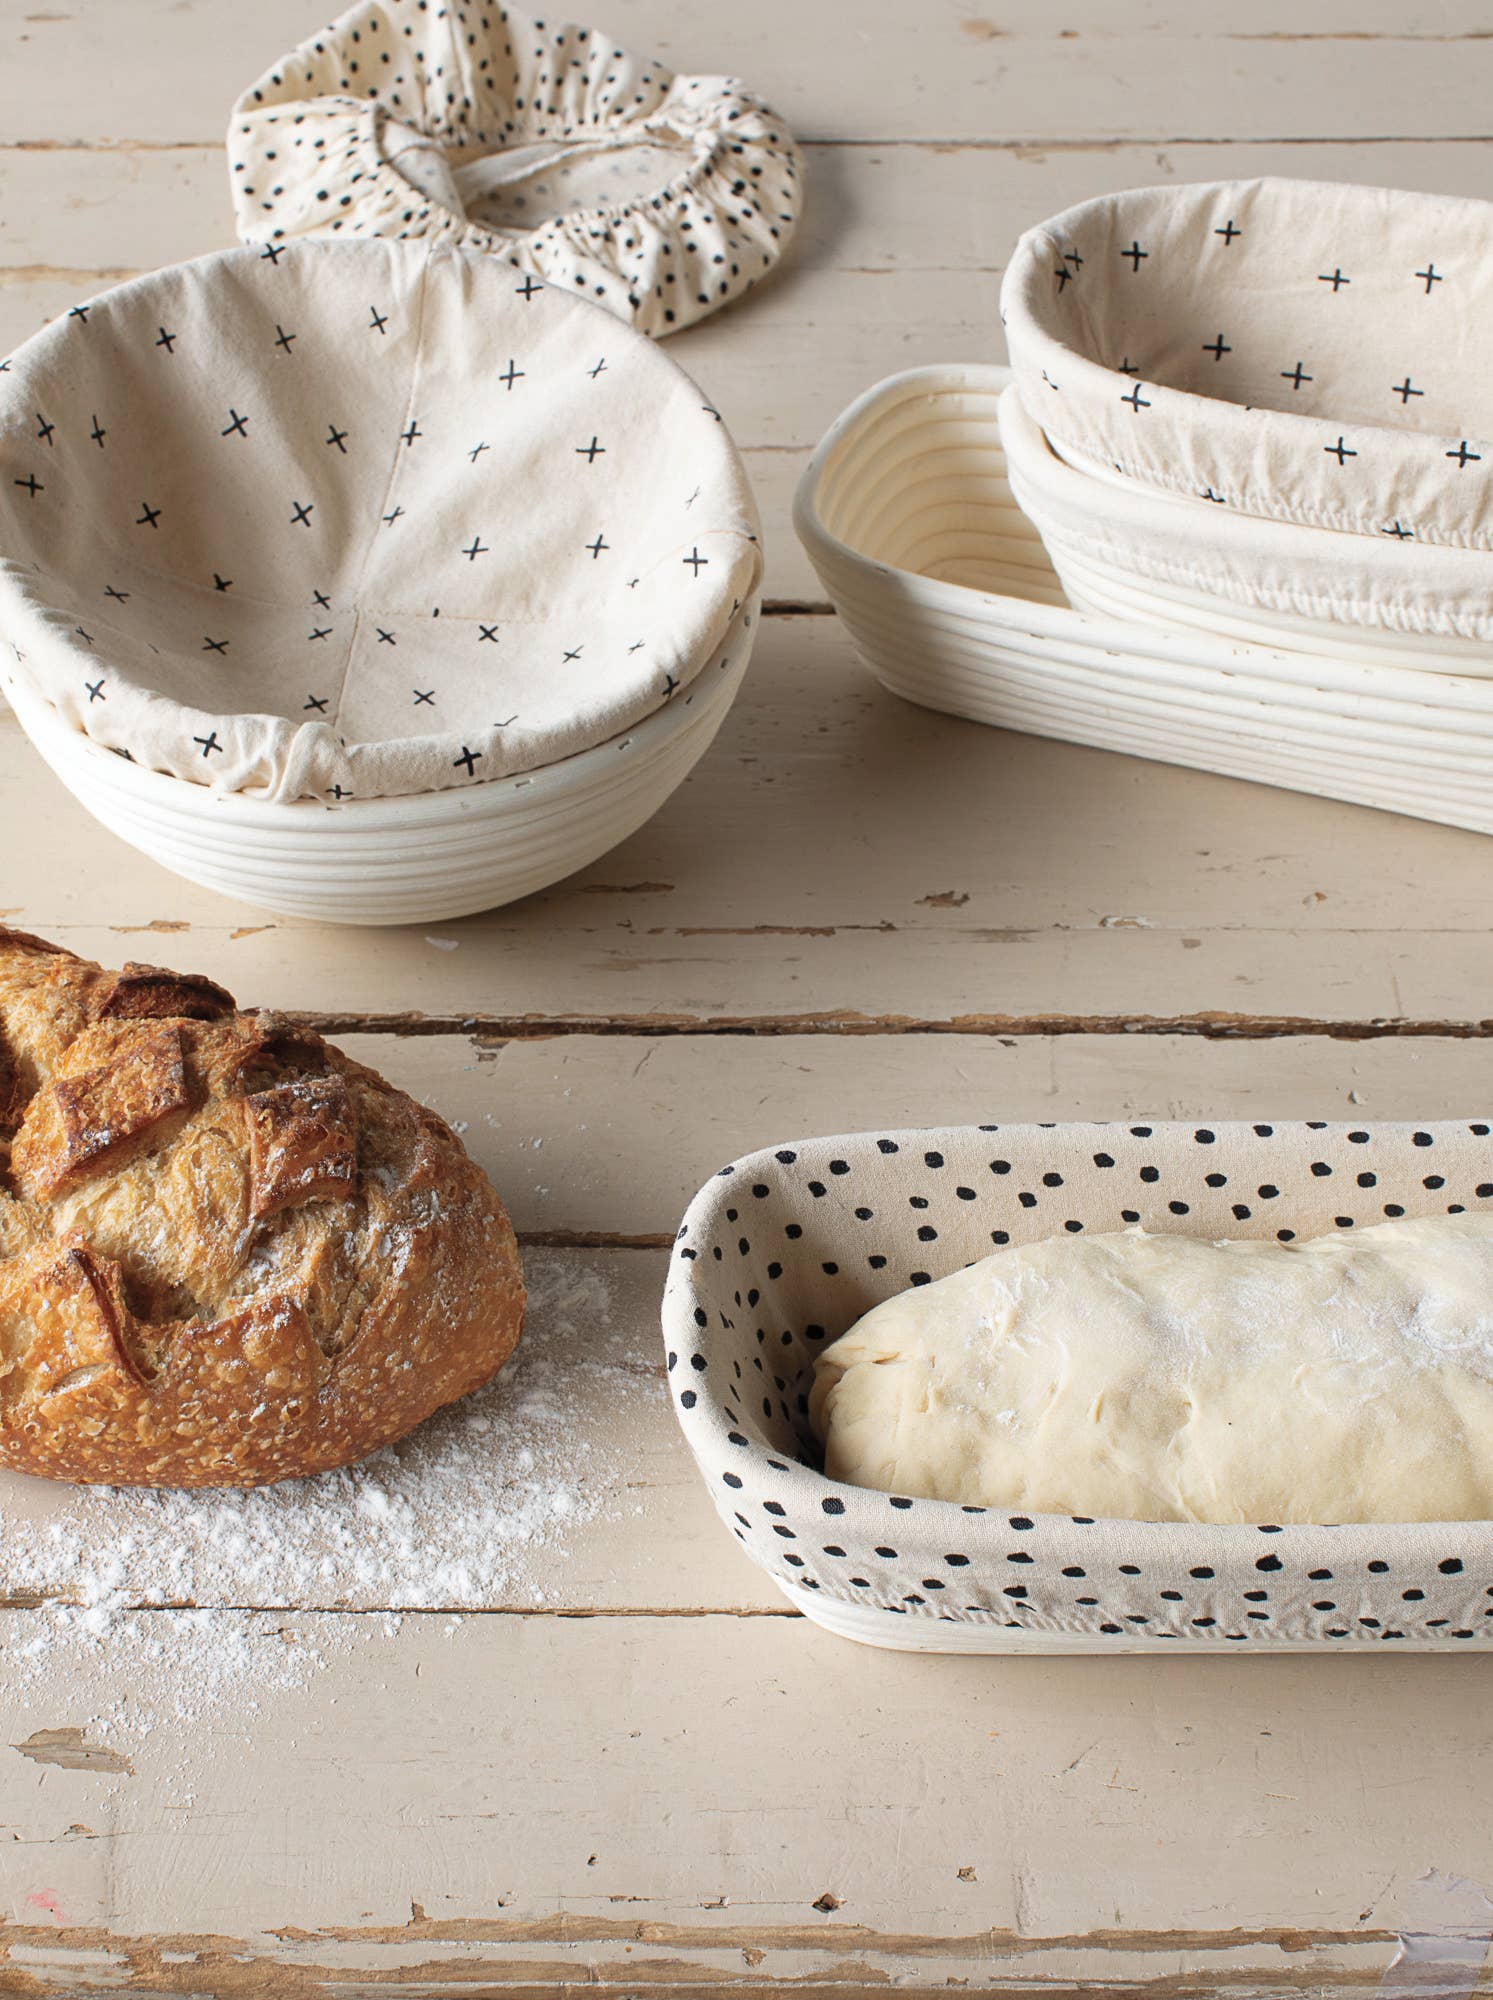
[
  {"x1": 811, "y1": 1216, "x2": 1493, "y2": 1524},
  {"x1": 0, "y1": 928, "x2": 523, "y2": 1486}
]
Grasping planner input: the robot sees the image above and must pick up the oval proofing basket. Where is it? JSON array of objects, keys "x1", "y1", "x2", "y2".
[
  {"x1": 663, "y1": 1121, "x2": 1493, "y2": 1654},
  {"x1": 793, "y1": 365, "x2": 1493, "y2": 837}
]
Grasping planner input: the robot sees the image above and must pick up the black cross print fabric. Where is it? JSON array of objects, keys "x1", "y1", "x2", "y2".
[
  {"x1": 229, "y1": 0, "x2": 801, "y2": 340},
  {"x1": 0, "y1": 237, "x2": 762, "y2": 801},
  {"x1": 1002, "y1": 177, "x2": 1493, "y2": 555}
]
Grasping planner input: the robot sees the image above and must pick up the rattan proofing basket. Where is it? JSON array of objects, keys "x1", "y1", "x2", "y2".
[{"x1": 794, "y1": 365, "x2": 1493, "y2": 836}]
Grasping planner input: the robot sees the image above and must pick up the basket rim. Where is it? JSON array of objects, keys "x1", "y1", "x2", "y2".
[{"x1": 3, "y1": 602, "x2": 756, "y2": 831}]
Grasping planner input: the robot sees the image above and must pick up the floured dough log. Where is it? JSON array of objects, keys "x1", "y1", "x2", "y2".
[{"x1": 809, "y1": 1216, "x2": 1493, "y2": 1524}]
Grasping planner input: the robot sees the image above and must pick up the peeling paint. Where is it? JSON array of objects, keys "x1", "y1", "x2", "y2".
[
  {"x1": 301, "y1": 1008, "x2": 1493, "y2": 1045},
  {"x1": 13, "y1": 1726, "x2": 133, "y2": 1775}
]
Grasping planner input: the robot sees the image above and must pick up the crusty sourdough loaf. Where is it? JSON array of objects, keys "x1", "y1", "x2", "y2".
[{"x1": 0, "y1": 928, "x2": 523, "y2": 1486}]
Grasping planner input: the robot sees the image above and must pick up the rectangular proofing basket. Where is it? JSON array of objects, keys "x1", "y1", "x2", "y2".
[{"x1": 662, "y1": 1121, "x2": 1493, "y2": 1653}]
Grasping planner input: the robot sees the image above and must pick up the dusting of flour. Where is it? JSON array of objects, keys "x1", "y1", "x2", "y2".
[{"x1": 0, "y1": 1255, "x2": 645, "y2": 1740}]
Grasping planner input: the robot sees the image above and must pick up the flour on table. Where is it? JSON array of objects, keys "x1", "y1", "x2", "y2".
[{"x1": 0, "y1": 1254, "x2": 639, "y2": 1740}]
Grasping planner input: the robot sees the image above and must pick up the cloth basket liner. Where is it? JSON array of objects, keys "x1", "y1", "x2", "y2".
[
  {"x1": 998, "y1": 380, "x2": 1493, "y2": 648},
  {"x1": 229, "y1": 0, "x2": 801, "y2": 339},
  {"x1": 663, "y1": 1120, "x2": 1493, "y2": 1645},
  {"x1": 0, "y1": 236, "x2": 762, "y2": 802},
  {"x1": 1000, "y1": 178, "x2": 1493, "y2": 634}
]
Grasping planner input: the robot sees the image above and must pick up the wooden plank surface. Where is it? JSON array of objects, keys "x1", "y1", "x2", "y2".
[
  {"x1": 3, "y1": 1033, "x2": 1489, "y2": 1629},
  {"x1": 10, "y1": 0, "x2": 1493, "y2": 145},
  {"x1": 3, "y1": 617, "x2": 1491, "y2": 1032},
  {"x1": 5, "y1": 0, "x2": 1493, "y2": 1992},
  {"x1": 357, "y1": 1029, "x2": 1493, "y2": 1243},
  {"x1": 2, "y1": 1612, "x2": 1491, "y2": 1993}
]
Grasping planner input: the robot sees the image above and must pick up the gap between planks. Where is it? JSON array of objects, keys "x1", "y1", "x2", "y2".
[
  {"x1": 0, "y1": 1912, "x2": 1412, "y2": 2000},
  {"x1": 291, "y1": 1010, "x2": 1493, "y2": 1042},
  {"x1": 11, "y1": 129, "x2": 1493, "y2": 153},
  {"x1": 177, "y1": 1917, "x2": 1411, "y2": 1961},
  {"x1": 0, "y1": 1912, "x2": 1404, "y2": 1957}
]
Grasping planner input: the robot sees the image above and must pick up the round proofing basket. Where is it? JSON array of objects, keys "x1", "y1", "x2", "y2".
[
  {"x1": 0, "y1": 237, "x2": 764, "y2": 806},
  {"x1": 793, "y1": 364, "x2": 1493, "y2": 836},
  {"x1": 4, "y1": 626, "x2": 753, "y2": 924}
]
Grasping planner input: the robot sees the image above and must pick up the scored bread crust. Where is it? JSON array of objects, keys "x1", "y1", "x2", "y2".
[{"x1": 0, "y1": 928, "x2": 524, "y2": 1487}]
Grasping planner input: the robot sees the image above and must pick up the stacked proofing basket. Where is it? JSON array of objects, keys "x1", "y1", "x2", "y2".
[
  {"x1": 794, "y1": 177, "x2": 1493, "y2": 834},
  {"x1": 999, "y1": 178, "x2": 1493, "y2": 656}
]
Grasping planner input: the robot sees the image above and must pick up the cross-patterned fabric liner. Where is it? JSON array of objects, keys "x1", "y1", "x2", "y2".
[
  {"x1": 996, "y1": 378, "x2": 1493, "y2": 645},
  {"x1": 664, "y1": 1121, "x2": 1493, "y2": 1645},
  {"x1": 229, "y1": 0, "x2": 802, "y2": 340},
  {"x1": 1001, "y1": 176, "x2": 1493, "y2": 555},
  {"x1": 0, "y1": 236, "x2": 762, "y2": 801}
]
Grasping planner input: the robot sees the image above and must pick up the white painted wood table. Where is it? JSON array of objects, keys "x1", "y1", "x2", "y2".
[{"x1": 3, "y1": 3, "x2": 1493, "y2": 1993}]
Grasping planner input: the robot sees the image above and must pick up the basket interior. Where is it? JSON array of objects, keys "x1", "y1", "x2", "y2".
[
  {"x1": 673, "y1": 1119, "x2": 1493, "y2": 1475},
  {"x1": 809, "y1": 375, "x2": 1065, "y2": 606},
  {"x1": 1017, "y1": 180, "x2": 1493, "y2": 435}
]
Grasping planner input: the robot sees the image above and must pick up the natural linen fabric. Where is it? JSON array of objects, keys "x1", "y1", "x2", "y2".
[
  {"x1": 1002, "y1": 177, "x2": 1493, "y2": 557},
  {"x1": 997, "y1": 380, "x2": 1493, "y2": 647},
  {"x1": 228, "y1": 0, "x2": 802, "y2": 339},
  {"x1": 0, "y1": 237, "x2": 762, "y2": 802}
]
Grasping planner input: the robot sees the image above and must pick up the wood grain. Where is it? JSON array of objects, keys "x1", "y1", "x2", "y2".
[
  {"x1": 9, "y1": 0, "x2": 1493, "y2": 144},
  {"x1": 345, "y1": 1029, "x2": 1493, "y2": 1241}
]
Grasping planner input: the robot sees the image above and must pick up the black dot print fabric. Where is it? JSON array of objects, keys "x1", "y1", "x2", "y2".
[
  {"x1": 228, "y1": 0, "x2": 801, "y2": 339},
  {"x1": 663, "y1": 1120, "x2": 1493, "y2": 1646}
]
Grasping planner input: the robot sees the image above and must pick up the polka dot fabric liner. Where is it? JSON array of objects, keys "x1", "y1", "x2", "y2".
[
  {"x1": 229, "y1": 0, "x2": 802, "y2": 339},
  {"x1": 0, "y1": 236, "x2": 761, "y2": 801},
  {"x1": 1000, "y1": 178, "x2": 1493, "y2": 556},
  {"x1": 663, "y1": 1121, "x2": 1493, "y2": 1648}
]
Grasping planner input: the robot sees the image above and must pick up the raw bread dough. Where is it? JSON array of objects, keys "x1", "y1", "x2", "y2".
[{"x1": 809, "y1": 1216, "x2": 1493, "y2": 1524}]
